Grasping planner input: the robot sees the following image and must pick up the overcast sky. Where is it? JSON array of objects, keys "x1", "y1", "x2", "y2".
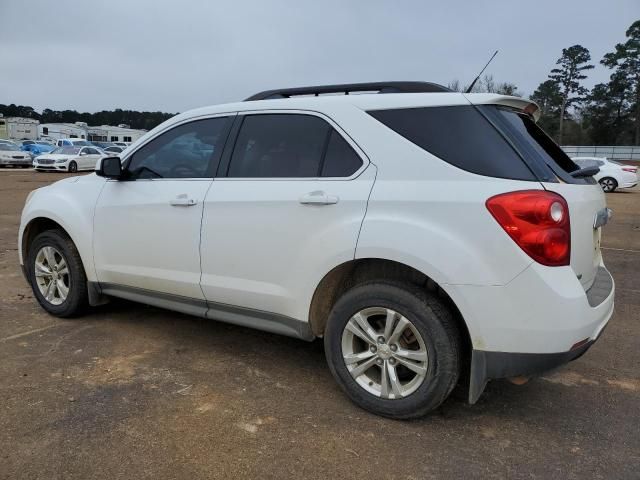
[{"x1": 1, "y1": 1, "x2": 638, "y2": 114}]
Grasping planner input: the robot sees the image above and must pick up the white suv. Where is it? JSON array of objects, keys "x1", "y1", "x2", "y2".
[{"x1": 18, "y1": 82, "x2": 615, "y2": 418}]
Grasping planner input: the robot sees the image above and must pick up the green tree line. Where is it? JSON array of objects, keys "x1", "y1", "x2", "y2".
[{"x1": 0, "y1": 105, "x2": 176, "y2": 132}]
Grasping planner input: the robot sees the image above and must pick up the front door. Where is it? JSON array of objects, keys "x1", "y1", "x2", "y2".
[{"x1": 93, "y1": 115, "x2": 234, "y2": 302}]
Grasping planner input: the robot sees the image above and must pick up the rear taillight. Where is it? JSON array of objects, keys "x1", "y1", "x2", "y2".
[
  {"x1": 486, "y1": 190, "x2": 570, "y2": 267},
  {"x1": 622, "y1": 167, "x2": 637, "y2": 173}
]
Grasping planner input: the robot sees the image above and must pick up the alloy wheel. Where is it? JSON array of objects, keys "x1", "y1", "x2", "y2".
[
  {"x1": 34, "y1": 246, "x2": 70, "y2": 305},
  {"x1": 600, "y1": 178, "x2": 615, "y2": 192},
  {"x1": 341, "y1": 307, "x2": 429, "y2": 399}
]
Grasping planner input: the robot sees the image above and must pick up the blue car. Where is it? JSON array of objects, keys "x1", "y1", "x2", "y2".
[{"x1": 21, "y1": 141, "x2": 55, "y2": 157}]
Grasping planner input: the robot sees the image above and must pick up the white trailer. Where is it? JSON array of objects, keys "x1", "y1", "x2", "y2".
[
  {"x1": 2, "y1": 117, "x2": 39, "y2": 140},
  {"x1": 38, "y1": 122, "x2": 88, "y2": 142}
]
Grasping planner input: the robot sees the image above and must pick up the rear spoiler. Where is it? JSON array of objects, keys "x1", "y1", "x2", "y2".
[{"x1": 463, "y1": 94, "x2": 541, "y2": 122}]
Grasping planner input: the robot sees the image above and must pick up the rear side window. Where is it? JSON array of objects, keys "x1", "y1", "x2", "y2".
[
  {"x1": 228, "y1": 114, "x2": 330, "y2": 178},
  {"x1": 321, "y1": 130, "x2": 363, "y2": 177},
  {"x1": 369, "y1": 106, "x2": 537, "y2": 181}
]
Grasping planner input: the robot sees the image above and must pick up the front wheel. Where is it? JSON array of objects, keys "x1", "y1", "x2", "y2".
[
  {"x1": 68, "y1": 161, "x2": 78, "y2": 173},
  {"x1": 27, "y1": 230, "x2": 88, "y2": 317},
  {"x1": 599, "y1": 177, "x2": 617, "y2": 193},
  {"x1": 324, "y1": 281, "x2": 461, "y2": 419}
]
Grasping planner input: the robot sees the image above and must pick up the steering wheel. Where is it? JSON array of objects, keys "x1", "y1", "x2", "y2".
[{"x1": 168, "y1": 163, "x2": 199, "y2": 178}]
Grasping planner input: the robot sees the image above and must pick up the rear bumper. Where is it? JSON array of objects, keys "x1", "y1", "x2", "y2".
[
  {"x1": 445, "y1": 262, "x2": 615, "y2": 403},
  {"x1": 468, "y1": 331, "x2": 605, "y2": 403}
]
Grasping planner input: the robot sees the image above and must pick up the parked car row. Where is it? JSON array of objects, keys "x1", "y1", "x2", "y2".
[{"x1": 0, "y1": 138, "x2": 128, "y2": 172}]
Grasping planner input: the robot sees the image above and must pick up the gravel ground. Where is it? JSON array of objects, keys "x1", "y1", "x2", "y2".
[{"x1": 0, "y1": 168, "x2": 638, "y2": 479}]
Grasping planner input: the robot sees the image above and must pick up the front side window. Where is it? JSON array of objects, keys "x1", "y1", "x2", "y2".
[
  {"x1": 126, "y1": 117, "x2": 231, "y2": 179},
  {"x1": 228, "y1": 114, "x2": 330, "y2": 178}
]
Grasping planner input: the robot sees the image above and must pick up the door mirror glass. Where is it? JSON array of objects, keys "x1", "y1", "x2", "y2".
[{"x1": 97, "y1": 156, "x2": 123, "y2": 179}]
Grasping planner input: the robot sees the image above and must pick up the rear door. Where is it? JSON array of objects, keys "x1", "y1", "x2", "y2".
[
  {"x1": 79, "y1": 147, "x2": 99, "y2": 169},
  {"x1": 199, "y1": 111, "x2": 375, "y2": 321}
]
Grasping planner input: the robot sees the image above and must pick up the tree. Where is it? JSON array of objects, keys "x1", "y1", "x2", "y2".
[
  {"x1": 447, "y1": 75, "x2": 521, "y2": 96},
  {"x1": 548, "y1": 45, "x2": 594, "y2": 144},
  {"x1": 530, "y1": 79, "x2": 563, "y2": 139},
  {"x1": 583, "y1": 72, "x2": 633, "y2": 144},
  {"x1": 602, "y1": 20, "x2": 640, "y2": 144}
]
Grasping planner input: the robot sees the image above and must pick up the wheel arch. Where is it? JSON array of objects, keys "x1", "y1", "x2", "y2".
[
  {"x1": 21, "y1": 217, "x2": 71, "y2": 267},
  {"x1": 308, "y1": 257, "x2": 473, "y2": 364}
]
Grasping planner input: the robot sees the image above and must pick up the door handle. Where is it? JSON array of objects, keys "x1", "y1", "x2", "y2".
[
  {"x1": 170, "y1": 194, "x2": 198, "y2": 207},
  {"x1": 299, "y1": 191, "x2": 339, "y2": 205}
]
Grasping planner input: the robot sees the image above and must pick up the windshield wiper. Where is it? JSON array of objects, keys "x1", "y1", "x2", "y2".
[{"x1": 570, "y1": 166, "x2": 600, "y2": 178}]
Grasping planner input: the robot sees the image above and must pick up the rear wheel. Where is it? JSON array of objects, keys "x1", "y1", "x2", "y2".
[
  {"x1": 27, "y1": 230, "x2": 88, "y2": 317},
  {"x1": 324, "y1": 281, "x2": 461, "y2": 419},
  {"x1": 68, "y1": 161, "x2": 78, "y2": 173},
  {"x1": 599, "y1": 177, "x2": 617, "y2": 193}
]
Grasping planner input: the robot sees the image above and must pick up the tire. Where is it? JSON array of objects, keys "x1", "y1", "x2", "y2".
[
  {"x1": 26, "y1": 229, "x2": 88, "y2": 317},
  {"x1": 599, "y1": 177, "x2": 617, "y2": 193},
  {"x1": 324, "y1": 281, "x2": 461, "y2": 419},
  {"x1": 68, "y1": 161, "x2": 78, "y2": 173}
]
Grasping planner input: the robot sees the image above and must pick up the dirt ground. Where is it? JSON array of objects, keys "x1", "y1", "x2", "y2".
[{"x1": 0, "y1": 168, "x2": 638, "y2": 479}]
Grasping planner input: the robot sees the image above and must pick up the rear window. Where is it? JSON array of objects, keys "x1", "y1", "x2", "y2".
[
  {"x1": 228, "y1": 114, "x2": 329, "y2": 178},
  {"x1": 368, "y1": 106, "x2": 537, "y2": 181},
  {"x1": 480, "y1": 106, "x2": 582, "y2": 183}
]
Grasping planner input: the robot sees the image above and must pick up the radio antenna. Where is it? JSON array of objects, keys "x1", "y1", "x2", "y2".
[{"x1": 465, "y1": 50, "x2": 499, "y2": 93}]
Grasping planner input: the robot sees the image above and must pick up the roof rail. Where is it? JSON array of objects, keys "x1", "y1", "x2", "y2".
[{"x1": 244, "y1": 81, "x2": 451, "y2": 101}]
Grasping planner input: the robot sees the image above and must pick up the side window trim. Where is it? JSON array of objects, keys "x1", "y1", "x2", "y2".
[
  {"x1": 121, "y1": 113, "x2": 237, "y2": 180},
  {"x1": 216, "y1": 110, "x2": 368, "y2": 180}
]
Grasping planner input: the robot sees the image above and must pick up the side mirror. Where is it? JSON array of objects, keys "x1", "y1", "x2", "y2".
[{"x1": 96, "y1": 156, "x2": 123, "y2": 179}]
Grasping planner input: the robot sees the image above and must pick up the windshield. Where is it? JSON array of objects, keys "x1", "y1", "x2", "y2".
[
  {"x1": 0, "y1": 144, "x2": 20, "y2": 151},
  {"x1": 52, "y1": 147, "x2": 81, "y2": 155},
  {"x1": 70, "y1": 141, "x2": 91, "y2": 146}
]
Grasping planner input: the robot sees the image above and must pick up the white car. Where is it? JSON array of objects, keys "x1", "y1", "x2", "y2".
[
  {"x1": 33, "y1": 146, "x2": 105, "y2": 173},
  {"x1": 572, "y1": 156, "x2": 638, "y2": 192},
  {"x1": 18, "y1": 82, "x2": 614, "y2": 418},
  {"x1": 0, "y1": 143, "x2": 32, "y2": 167}
]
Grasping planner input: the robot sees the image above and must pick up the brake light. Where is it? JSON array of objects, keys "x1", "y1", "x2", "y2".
[
  {"x1": 486, "y1": 190, "x2": 570, "y2": 266},
  {"x1": 622, "y1": 167, "x2": 637, "y2": 173}
]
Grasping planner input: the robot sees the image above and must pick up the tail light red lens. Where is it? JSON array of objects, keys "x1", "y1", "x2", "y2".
[
  {"x1": 486, "y1": 190, "x2": 571, "y2": 266},
  {"x1": 622, "y1": 167, "x2": 637, "y2": 173}
]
